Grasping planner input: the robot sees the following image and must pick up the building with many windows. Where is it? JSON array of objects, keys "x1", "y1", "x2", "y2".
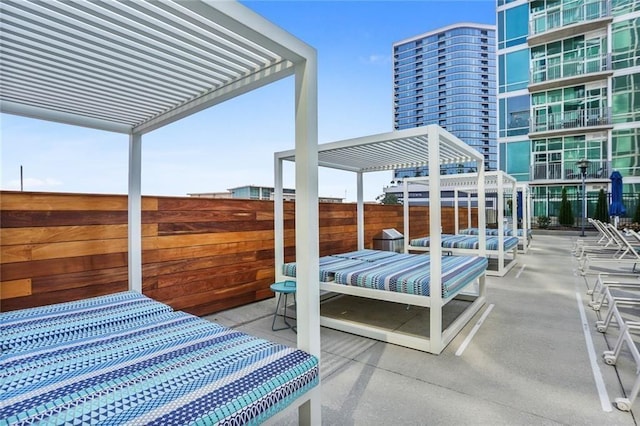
[
  {"x1": 392, "y1": 23, "x2": 497, "y2": 179},
  {"x1": 497, "y1": 0, "x2": 639, "y2": 221}
]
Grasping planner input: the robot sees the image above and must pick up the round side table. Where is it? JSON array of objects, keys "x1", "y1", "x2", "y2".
[{"x1": 270, "y1": 280, "x2": 297, "y2": 332}]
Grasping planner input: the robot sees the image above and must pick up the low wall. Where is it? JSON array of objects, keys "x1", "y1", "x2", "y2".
[{"x1": 0, "y1": 191, "x2": 475, "y2": 315}]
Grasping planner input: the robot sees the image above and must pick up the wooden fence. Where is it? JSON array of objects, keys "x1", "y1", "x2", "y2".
[{"x1": 0, "y1": 191, "x2": 475, "y2": 315}]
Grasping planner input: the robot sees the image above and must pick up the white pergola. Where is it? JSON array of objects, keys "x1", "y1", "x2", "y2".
[
  {"x1": 1, "y1": 0, "x2": 320, "y2": 421},
  {"x1": 405, "y1": 171, "x2": 518, "y2": 276},
  {"x1": 275, "y1": 125, "x2": 487, "y2": 354},
  {"x1": 444, "y1": 171, "x2": 518, "y2": 240}
]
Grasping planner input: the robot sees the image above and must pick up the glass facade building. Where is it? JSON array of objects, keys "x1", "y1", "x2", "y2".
[
  {"x1": 392, "y1": 23, "x2": 497, "y2": 178},
  {"x1": 497, "y1": 0, "x2": 640, "y2": 220}
]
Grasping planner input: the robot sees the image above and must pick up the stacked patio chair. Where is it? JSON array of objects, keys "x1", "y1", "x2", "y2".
[
  {"x1": 573, "y1": 219, "x2": 617, "y2": 254},
  {"x1": 625, "y1": 228, "x2": 640, "y2": 245},
  {"x1": 590, "y1": 278, "x2": 640, "y2": 411},
  {"x1": 579, "y1": 223, "x2": 640, "y2": 277},
  {"x1": 589, "y1": 272, "x2": 640, "y2": 311},
  {"x1": 573, "y1": 218, "x2": 610, "y2": 253},
  {"x1": 580, "y1": 224, "x2": 640, "y2": 411}
]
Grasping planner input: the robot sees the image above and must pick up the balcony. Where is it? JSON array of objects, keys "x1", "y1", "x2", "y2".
[
  {"x1": 531, "y1": 159, "x2": 610, "y2": 182},
  {"x1": 529, "y1": 107, "x2": 613, "y2": 138},
  {"x1": 529, "y1": 53, "x2": 612, "y2": 92},
  {"x1": 528, "y1": 0, "x2": 612, "y2": 45}
]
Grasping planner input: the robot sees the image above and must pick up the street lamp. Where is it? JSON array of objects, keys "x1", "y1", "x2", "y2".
[{"x1": 577, "y1": 158, "x2": 591, "y2": 237}]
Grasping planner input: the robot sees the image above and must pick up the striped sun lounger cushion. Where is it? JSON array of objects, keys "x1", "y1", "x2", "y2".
[
  {"x1": 459, "y1": 227, "x2": 533, "y2": 239},
  {"x1": 333, "y1": 254, "x2": 488, "y2": 298},
  {"x1": 283, "y1": 255, "x2": 369, "y2": 281},
  {"x1": 410, "y1": 235, "x2": 519, "y2": 251},
  {"x1": 282, "y1": 251, "x2": 416, "y2": 281},
  {"x1": 331, "y1": 249, "x2": 402, "y2": 262},
  {"x1": 0, "y1": 292, "x2": 319, "y2": 425}
]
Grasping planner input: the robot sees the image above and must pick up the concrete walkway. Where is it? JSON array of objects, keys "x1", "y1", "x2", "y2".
[{"x1": 206, "y1": 233, "x2": 639, "y2": 425}]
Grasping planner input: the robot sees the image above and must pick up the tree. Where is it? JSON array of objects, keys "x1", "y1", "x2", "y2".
[
  {"x1": 634, "y1": 194, "x2": 640, "y2": 223},
  {"x1": 593, "y1": 189, "x2": 609, "y2": 223},
  {"x1": 379, "y1": 193, "x2": 399, "y2": 205},
  {"x1": 558, "y1": 187, "x2": 574, "y2": 227}
]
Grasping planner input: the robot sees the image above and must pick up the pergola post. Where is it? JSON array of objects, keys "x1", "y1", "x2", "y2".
[
  {"x1": 428, "y1": 126, "x2": 443, "y2": 353},
  {"x1": 128, "y1": 132, "x2": 142, "y2": 293},
  {"x1": 293, "y1": 57, "x2": 321, "y2": 425},
  {"x1": 357, "y1": 172, "x2": 364, "y2": 250}
]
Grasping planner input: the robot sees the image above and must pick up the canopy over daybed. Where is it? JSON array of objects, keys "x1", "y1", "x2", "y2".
[
  {"x1": 274, "y1": 125, "x2": 488, "y2": 354},
  {"x1": 0, "y1": 0, "x2": 320, "y2": 422}
]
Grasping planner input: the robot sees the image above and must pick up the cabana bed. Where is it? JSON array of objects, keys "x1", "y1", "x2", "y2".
[
  {"x1": 458, "y1": 227, "x2": 532, "y2": 256},
  {"x1": 0, "y1": 0, "x2": 321, "y2": 423},
  {"x1": 274, "y1": 126, "x2": 489, "y2": 354},
  {"x1": 1, "y1": 291, "x2": 319, "y2": 425},
  {"x1": 457, "y1": 185, "x2": 533, "y2": 253},
  {"x1": 404, "y1": 171, "x2": 520, "y2": 276},
  {"x1": 440, "y1": 175, "x2": 532, "y2": 253},
  {"x1": 408, "y1": 234, "x2": 518, "y2": 276}
]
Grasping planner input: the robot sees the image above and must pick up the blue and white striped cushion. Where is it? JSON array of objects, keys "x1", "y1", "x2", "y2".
[
  {"x1": 0, "y1": 292, "x2": 319, "y2": 425},
  {"x1": 410, "y1": 235, "x2": 519, "y2": 251},
  {"x1": 333, "y1": 254, "x2": 487, "y2": 298}
]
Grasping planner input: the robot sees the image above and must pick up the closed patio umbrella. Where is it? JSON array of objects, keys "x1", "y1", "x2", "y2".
[
  {"x1": 517, "y1": 191, "x2": 523, "y2": 221},
  {"x1": 608, "y1": 170, "x2": 626, "y2": 227}
]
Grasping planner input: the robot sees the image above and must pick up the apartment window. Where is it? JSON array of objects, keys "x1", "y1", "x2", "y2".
[
  {"x1": 612, "y1": 128, "x2": 640, "y2": 177},
  {"x1": 612, "y1": 0, "x2": 640, "y2": 16},
  {"x1": 497, "y1": 4, "x2": 528, "y2": 49},
  {"x1": 533, "y1": 135, "x2": 606, "y2": 177},
  {"x1": 531, "y1": 84, "x2": 607, "y2": 130},
  {"x1": 499, "y1": 49, "x2": 530, "y2": 93},
  {"x1": 499, "y1": 95, "x2": 530, "y2": 137},
  {"x1": 612, "y1": 73, "x2": 640, "y2": 123},
  {"x1": 503, "y1": 140, "x2": 531, "y2": 181},
  {"x1": 612, "y1": 18, "x2": 640, "y2": 70}
]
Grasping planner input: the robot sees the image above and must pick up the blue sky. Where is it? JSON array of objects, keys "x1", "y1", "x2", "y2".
[{"x1": 0, "y1": 0, "x2": 495, "y2": 201}]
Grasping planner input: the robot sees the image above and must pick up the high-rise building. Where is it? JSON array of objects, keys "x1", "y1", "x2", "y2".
[
  {"x1": 497, "y1": 0, "x2": 639, "y2": 220},
  {"x1": 392, "y1": 23, "x2": 497, "y2": 179}
]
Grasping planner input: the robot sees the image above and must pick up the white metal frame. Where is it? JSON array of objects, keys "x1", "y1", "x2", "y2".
[
  {"x1": 403, "y1": 171, "x2": 519, "y2": 277},
  {"x1": 0, "y1": 1, "x2": 320, "y2": 422},
  {"x1": 517, "y1": 183, "x2": 532, "y2": 253},
  {"x1": 274, "y1": 125, "x2": 488, "y2": 354}
]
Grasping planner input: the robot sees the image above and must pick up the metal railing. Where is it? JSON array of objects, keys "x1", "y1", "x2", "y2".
[
  {"x1": 530, "y1": 53, "x2": 610, "y2": 84},
  {"x1": 530, "y1": 107, "x2": 611, "y2": 133},
  {"x1": 531, "y1": 159, "x2": 609, "y2": 181},
  {"x1": 530, "y1": 0, "x2": 610, "y2": 36},
  {"x1": 532, "y1": 191, "x2": 639, "y2": 228}
]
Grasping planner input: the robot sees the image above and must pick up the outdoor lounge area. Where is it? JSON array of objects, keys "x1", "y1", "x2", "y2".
[{"x1": 2, "y1": 1, "x2": 640, "y2": 424}]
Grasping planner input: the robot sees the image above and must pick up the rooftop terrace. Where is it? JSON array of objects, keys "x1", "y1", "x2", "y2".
[{"x1": 208, "y1": 232, "x2": 639, "y2": 424}]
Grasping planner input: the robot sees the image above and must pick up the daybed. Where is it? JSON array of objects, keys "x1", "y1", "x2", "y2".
[
  {"x1": 1, "y1": 0, "x2": 322, "y2": 422},
  {"x1": 459, "y1": 226, "x2": 533, "y2": 253},
  {"x1": 408, "y1": 234, "x2": 519, "y2": 277},
  {"x1": 274, "y1": 126, "x2": 489, "y2": 354},
  {"x1": 283, "y1": 249, "x2": 487, "y2": 298},
  {"x1": 0, "y1": 291, "x2": 319, "y2": 425},
  {"x1": 281, "y1": 249, "x2": 487, "y2": 352},
  {"x1": 403, "y1": 171, "x2": 520, "y2": 276},
  {"x1": 450, "y1": 173, "x2": 531, "y2": 253}
]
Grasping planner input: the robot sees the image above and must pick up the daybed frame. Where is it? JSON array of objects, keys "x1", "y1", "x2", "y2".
[
  {"x1": 0, "y1": 1, "x2": 321, "y2": 423},
  {"x1": 274, "y1": 125, "x2": 488, "y2": 354},
  {"x1": 450, "y1": 180, "x2": 532, "y2": 253},
  {"x1": 403, "y1": 171, "x2": 519, "y2": 276},
  {"x1": 517, "y1": 183, "x2": 533, "y2": 253}
]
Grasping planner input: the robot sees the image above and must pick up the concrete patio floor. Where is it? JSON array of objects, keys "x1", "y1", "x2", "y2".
[{"x1": 205, "y1": 233, "x2": 639, "y2": 425}]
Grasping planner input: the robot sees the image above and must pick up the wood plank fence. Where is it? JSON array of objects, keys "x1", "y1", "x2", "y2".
[{"x1": 0, "y1": 191, "x2": 476, "y2": 315}]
